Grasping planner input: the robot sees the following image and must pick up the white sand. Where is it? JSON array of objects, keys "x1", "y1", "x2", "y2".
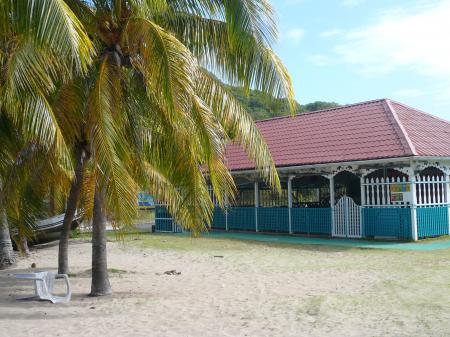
[{"x1": 1, "y1": 235, "x2": 449, "y2": 337}]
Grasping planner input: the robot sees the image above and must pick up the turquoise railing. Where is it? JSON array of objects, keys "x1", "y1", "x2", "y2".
[
  {"x1": 155, "y1": 205, "x2": 183, "y2": 232},
  {"x1": 291, "y1": 208, "x2": 332, "y2": 235},
  {"x1": 155, "y1": 205, "x2": 171, "y2": 219},
  {"x1": 257, "y1": 207, "x2": 289, "y2": 232},
  {"x1": 227, "y1": 207, "x2": 256, "y2": 231},
  {"x1": 155, "y1": 205, "x2": 172, "y2": 232},
  {"x1": 362, "y1": 207, "x2": 411, "y2": 240},
  {"x1": 211, "y1": 207, "x2": 226, "y2": 230},
  {"x1": 417, "y1": 206, "x2": 449, "y2": 238}
]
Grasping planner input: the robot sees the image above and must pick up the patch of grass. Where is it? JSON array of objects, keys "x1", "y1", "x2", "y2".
[
  {"x1": 109, "y1": 268, "x2": 129, "y2": 274},
  {"x1": 68, "y1": 268, "x2": 133, "y2": 278},
  {"x1": 418, "y1": 234, "x2": 450, "y2": 243},
  {"x1": 133, "y1": 233, "x2": 254, "y2": 252},
  {"x1": 304, "y1": 295, "x2": 326, "y2": 316}
]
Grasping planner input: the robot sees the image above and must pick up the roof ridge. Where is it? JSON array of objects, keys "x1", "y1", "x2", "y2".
[
  {"x1": 384, "y1": 99, "x2": 417, "y2": 156},
  {"x1": 255, "y1": 98, "x2": 387, "y2": 124}
]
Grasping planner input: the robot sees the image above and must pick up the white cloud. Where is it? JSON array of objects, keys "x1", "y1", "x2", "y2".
[
  {"x1": 333, "y1": 1, "x2": 450, "y2": 78},
  {"x1": 307, "y1": 54, "x2": 335, "y2": 66},
  {"x1": 319, "y1": 29, "x2": 343, "y2": 38},
  {"x1": 283, "y1": 28, "x2": 305, "y2": 45},
  {"x1": 393, "y1": 89, "x2": 424, "y2": 98}
]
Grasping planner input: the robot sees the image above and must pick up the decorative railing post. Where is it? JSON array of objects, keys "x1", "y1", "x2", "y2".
[
  {"x1": 446, "y1": 172, "x2": 450, "y2": 234},
  {"x1": 409, "y1": 169, "x2": 418, "y2": 241},
  {"x1": 254, "y1": 181, "x2": 259, "y2": 232},
  {"x1": 360, "y1": 175, "x2": 365, "y2": 238},
  {"x1": 329, "y1": 175, "x2": 335, "y2": 235},
  {"x1": 288, "y1": 175, "x2": 294, "y2": 234}
]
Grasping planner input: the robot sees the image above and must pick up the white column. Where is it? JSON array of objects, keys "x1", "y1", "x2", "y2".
[
  {"x1": 409, "y1": 170, "x2": 418, "y2": 241},
  {"x1": 288, "y1": 175, "x2": 294, "y2": 234},
  {"x1": 254, "y1": 181, "x2": 259, "y2": 232},
  {"x1": 360, "y1": 176, "x2": 366, "y2": 206},
  {"x1": 360, "y1": 176, "x2": 365, "y2": 238},
  {"x1": 446, "y1": 172, "x2": 450, "y2": 234},
  {"x1": 330, "y1": 175, "x2": 335, "y2": 236}
]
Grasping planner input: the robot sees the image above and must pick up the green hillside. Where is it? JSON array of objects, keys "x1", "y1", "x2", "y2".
[{"x1": 228, "y1": 86, "x2": 340, "y2": 120}]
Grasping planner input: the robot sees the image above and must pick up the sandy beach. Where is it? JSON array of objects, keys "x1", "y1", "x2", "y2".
[{"x1": 1, "y1": 234, "x2": 449, "y2": 337}]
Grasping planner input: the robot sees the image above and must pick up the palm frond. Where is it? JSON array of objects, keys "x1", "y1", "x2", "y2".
[
  {"x1": 86, "y1": 56, "x2": 138, "y2": 226},
  {"x1": 9, "y1": 0, "x2": 94, "y2": 73},
  {"x1": 197, "y1": 69, "x2": 280, "y2": 191},
  {"x1": 159, "y1": 10, "x2": 295, "y2": 112},
  {"x1": 124, "y1": 17, "x2": 196, "y2": 120}
]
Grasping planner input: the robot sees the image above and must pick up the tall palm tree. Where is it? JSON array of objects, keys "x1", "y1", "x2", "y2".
[
  {"x1": 55, "y1": 0, "x2": 295, "y2": 296},
  {"x1": 0, "y1": 0, "x2": 93, "y2": 267}
]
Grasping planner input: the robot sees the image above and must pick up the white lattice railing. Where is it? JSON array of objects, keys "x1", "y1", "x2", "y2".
[
  {"x1": 363, "y1": 175, "x2": 449, "y2": 207},
  {"x1": 415, "y1": 175, "x2": 448, "y2": 206},
  {"x1": 362, "y1": 176, "x2": 410, "y2": 206}
]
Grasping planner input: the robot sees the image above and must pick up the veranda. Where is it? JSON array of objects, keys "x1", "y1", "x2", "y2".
[
  {"x1": 155, "y1": 99, "x2": 450, "y2": 241},
  {"x1": 156, "y1": 159, "x2": 450, "y2": 241}
]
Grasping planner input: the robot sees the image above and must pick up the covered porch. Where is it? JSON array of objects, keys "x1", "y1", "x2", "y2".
[
  {"x1": 207, "y1": 158, "x2": 450, "y2": 241},
  {"x1": 156, "y1": 99, "x2": 450, "y2": 241}
]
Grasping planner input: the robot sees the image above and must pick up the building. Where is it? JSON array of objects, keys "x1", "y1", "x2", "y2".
[{"x1": 156, "y1": 99, "x2": 450, "y2": 241}]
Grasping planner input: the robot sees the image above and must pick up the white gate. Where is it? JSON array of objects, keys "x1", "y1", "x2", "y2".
[{"x1": 333, "y1": 196, "x2": 361, "y2": 238}]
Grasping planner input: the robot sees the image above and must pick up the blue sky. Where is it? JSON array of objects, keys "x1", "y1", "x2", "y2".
[{"x1": 271, "y1": 0, "x2": 450, "y2": 119}]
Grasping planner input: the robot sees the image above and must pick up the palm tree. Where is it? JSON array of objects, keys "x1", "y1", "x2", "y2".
[
  {"x1": 0, "y1": 112, "x2": 72, "y2": 261},
  {"x1": 56, "y1": 0, "x2": 295, "y2": 296},
  {"x1": 0, "y1": 0, "x2": 93, "y2": 267}
]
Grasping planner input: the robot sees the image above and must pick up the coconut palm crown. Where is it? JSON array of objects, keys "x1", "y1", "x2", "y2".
[{"x1": 59, "y1": 0, "x2": 295, "y2": 234}]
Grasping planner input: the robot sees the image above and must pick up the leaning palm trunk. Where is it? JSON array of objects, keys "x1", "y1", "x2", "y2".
[
  {"x1": 58, "y1": 146, "x2": 85, "y2": 274},
  {"x1": 0, "y1": 207, "x2": 15, "y2": 269},
  {"x1": 18, "y1": 234, "x2": 30, "y2": 256},
  {"x1": 90, "y1": 188, "x2": 111, "y2": 296}
]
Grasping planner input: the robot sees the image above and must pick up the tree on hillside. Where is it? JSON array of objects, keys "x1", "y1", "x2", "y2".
[
  {"x1": 228, "y1": 85, "x2": 340, "y2": 120},
  {"x1": 303, "y1": 101, "x2": 340, "y2": 113}
]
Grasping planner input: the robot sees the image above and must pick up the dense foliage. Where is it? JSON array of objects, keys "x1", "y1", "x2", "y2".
[{"x1": 228, "y1": 86, "x2": 340, "y2": 120}]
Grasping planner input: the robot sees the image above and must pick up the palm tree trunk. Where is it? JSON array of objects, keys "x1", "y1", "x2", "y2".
[
  {"x1": 18, "y1": 233, "x2": 30, "y2": 256},
  {"x1": 58, "y1": 146, "x2": 85, "y2": 274},
  {"x1": 0, "y1": 207, "x2": 15, "y2": 269},
  {"x1": 90, "y1": 187, "x2": 111, "y2": 296},
  {"x1": 0, "y1": 178, "x2": 15, "y2": 269}
]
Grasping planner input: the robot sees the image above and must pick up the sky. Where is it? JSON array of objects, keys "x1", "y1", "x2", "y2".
[{"x1": 271, "y1": 0, "x2": 450, "y2": 119}]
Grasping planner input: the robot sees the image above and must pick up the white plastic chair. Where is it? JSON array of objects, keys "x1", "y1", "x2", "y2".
[{"x1": 14, "y1": 271, "x2": 71, "y2": 303}]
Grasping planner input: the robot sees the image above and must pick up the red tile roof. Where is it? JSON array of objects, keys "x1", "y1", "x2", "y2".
[{"x1": 225, "y1": 99, "x2": 450, "y2": 171}]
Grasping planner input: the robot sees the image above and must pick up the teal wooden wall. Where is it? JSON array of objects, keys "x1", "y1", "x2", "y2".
[
  {"x1": 157, "y1": 205, "x2": 449, "y2": 240},
  {"x1": 362, "y1": 207, "x2": 411, "y2": 240},
  {"x1": 258, "y1": 208, "x2": 289, "y2": 232},
  {"x1": 227, "y1": 207, "x2": 256, "y2": 231},
  {"x1": 417, "y1": 206, "x2": 449, "y2": 238},
  {"x1": 292, "y1": 208, "x2": 332, "y2": 234}
]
